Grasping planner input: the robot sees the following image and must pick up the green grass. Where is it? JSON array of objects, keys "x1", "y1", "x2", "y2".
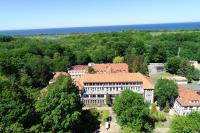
[
  {"x1": 150, "y1": 72, "x2": 173, "y2": 81},
  {"x1": 99, "y1": 110, "x2": 110, "y2": 123},
  {"x1": 155, "y1": 121, "x2": 164, "y2": 128}
]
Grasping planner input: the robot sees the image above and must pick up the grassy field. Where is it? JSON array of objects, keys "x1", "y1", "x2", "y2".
[{"x1": 150, "y1": 72, "x2": 173, "y2": 83}]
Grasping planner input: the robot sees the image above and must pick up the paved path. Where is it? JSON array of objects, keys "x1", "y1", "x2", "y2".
[
  {"x1": 154, "y1": 109, "x2": 176, "y2": 133},
  {"x1": 154, "y1": 128, "x2": 169, "y2": 133},
  {"x1": 83, "y1": 106, "x2": 121, "y2": 133}
]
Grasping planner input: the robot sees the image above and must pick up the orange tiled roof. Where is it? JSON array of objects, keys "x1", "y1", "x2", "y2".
[
  {"x1": 93, "y1": 63, "x2": 128, "y2": 73},
  {"x1": 177, "y1": 85, "x2": 200, "y2": 106},
  {"x1": 69, "y1": 65, "x2": 88, "y2": 71},
  {"x1": 53, "y1": 72, "x2": 69, "y2": 80},
  {"x1": 75, "y1": 72, "x2": 154, "y2": 90}
]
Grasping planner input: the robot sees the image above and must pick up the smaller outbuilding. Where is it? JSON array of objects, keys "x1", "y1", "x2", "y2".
[
  {"x1": 148, "y1": 63, "x2": 165, "y2": 76},
  {"x1": 173, "y1": 85, "x2": 200, "y2": 115},
  {"x1": 190, "y1": 61, "x2": 200, "y2": 70},
  {"x1": 166, "y1": 76, "x2": 188, "y2": 85}
]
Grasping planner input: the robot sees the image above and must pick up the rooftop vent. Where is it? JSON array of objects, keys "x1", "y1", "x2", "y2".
[{"x1": 88, "y1": 62, "x2": 95, "y2": 67}]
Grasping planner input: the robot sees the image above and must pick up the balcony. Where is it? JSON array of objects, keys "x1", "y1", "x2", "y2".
[
  {"x1": 84, "y1": 91, "x2": 120, "y2": 95},
  {"x1": 82, "y1": 97, "x2": 105, "y2": 100},
  {"x1": 84, "y1": 84, "x2": 142, "y2": 88},
  {"x1": 83, "y1": 89, "x2": 143, "y2": 95}
]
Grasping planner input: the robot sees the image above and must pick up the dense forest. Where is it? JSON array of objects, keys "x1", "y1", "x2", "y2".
[
  {"x1": 1, "y1": 30, "x2": 200, "y2": 131},
  {"x1": 1, "y1": 31, "x2": 200, "y2": 88}
]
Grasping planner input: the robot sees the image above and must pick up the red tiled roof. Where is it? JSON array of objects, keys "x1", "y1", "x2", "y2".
[
  {"x1": 69, "y1": 63, "x2": 129, "y2": 74},
  {"x1": 177, "y1": 85, "x2": 200, "y2": 106},
  {"x1": 53, "y1": 72, "x2": 69, "y2": 80},
  {"x1": 69, "y1": 65, "x2": 88, "y2": 71},
  {"x1": 75, "y1": 72, "x2": 154, "y2": 90},
  {"x1": 93, "y1": 63, "x2": 128, "y2": 73}
]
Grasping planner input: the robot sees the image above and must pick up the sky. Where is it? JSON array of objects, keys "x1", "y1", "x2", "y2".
[{"x1": 0, "y1": 0, "x2": 200, "y2": 30}]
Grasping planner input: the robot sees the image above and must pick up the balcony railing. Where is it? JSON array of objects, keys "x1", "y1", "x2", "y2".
[
  {"x1": 84, "y1": 85, "x2": 142, "y2": 88},
  {"x1": 83, "y1": 90, "x2": 143, "y2": 94},
  {"x1": 82, "y1": 97, "x2": 105, "y2": 100}
]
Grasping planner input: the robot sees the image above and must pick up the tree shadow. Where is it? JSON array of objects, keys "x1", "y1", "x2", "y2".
[{"x1": 75, "y1": 109, "x2": 101, "y2": 133}]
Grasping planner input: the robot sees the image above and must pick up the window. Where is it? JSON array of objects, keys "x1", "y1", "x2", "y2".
[
  {"x1": 83, "y1": 95, "x2": 89, "y2": 98},
  {"x1": 91, "y1": 95, "x2": 96, "y2": 98},
  {"x1": 98, "y1": 94, "x2": 104, "y2": 98}
]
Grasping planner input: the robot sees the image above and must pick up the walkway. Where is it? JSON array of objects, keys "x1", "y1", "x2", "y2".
[
  {"x1": 154, "y1": 128, "x2": 169, "y2": 133},
  {"x1": 83, "y1": 106, "x2": 121, "y2": 133}
]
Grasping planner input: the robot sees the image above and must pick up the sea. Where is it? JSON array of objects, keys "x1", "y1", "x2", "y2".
[{"x1": 1, "y1": 22, "x2": 200, "y2": 35}]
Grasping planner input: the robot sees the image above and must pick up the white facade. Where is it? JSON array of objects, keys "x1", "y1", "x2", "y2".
[
  {"x1": 68, "y1": 70, "x2": 87, "y2": 79},
  {"x1": 190, "y1": 61, "x2": 200, "y2": 70},
  {"x1": 173, "y1": 100, "x2": 200, "y2": 115},
  {"x1": 167, "y1": 76, "x2": 188, "y2": 85},
  {"x1": 144, "y1": 89, "x2": 154, "y2": 103},
  {"x1": 80, "y1": 82, "x2": 154, "y2": 105},
  {"x1": 148, "y1": 63, "x2": 165, "y2": 75},
  {"x1": 176, "y1": 80, "x2": 188, "y2": 85}
]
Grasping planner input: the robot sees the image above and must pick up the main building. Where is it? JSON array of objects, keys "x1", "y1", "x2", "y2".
[
  {"x1": 75, "y1": 72, "x2": 154, "y2": 105},
  {"x1": 68, "y1": 63, "x2": 128, "y2": 79}
]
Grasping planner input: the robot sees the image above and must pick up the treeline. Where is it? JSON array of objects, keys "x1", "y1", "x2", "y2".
[
  {"x1": 1, "y1": 31, "x2": 200, "y2": 88},
  {"x1": 166, "y1": 57, "x2": 200, "y2": 82}
]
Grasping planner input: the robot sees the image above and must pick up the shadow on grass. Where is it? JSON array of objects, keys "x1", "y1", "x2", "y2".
[{"x1": 75, "y1": 109, "x2": 101, "y2": 133}]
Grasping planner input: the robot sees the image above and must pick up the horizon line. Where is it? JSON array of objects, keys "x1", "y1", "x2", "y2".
[{"x1": 1, "y1": 21, "x2": 200, "y2": 32}]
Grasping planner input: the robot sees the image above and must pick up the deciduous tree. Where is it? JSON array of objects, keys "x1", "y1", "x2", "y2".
[
  {"x1": 113, "y1": 90, "x2": 154, "y2": 132},
  {"x1": 170, "y1": 112, "x2": 200, "y2": 133},
  {"x1": 35, "y1": 77, "x2": 82, "y2": 132},
  {"x1": 154, "y1": 79, "x2": 178, "y2": 109},
  {"x1": 113, "y1": 56, "x2": 124, "y2": 64}
]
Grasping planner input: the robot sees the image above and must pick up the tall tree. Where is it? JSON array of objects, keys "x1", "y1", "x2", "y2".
[
  {"x1": 149, "y1": 43, "x2": 167, "y2": 63},
  {"x1": 35, "y1": 77, "x2": 82, "y2": 132},
  {"x1": 125, "y1": 54, "x2": 148, "y2": 74},
  {"x1": 0, "y1": 75, "x2": 33, "y2": 132},
  {"x1": 113, "y1": 90, "x2": 154, "y2": 133},
  {"x1": 165, "y1": 57, "x2": 182, "y2": 74},
  {"x1": 24, "y1": 55, "x2": 52, "y2": 88},
  {"x1": 166, "y1": 57, "x2": 200, "y2": 82},
  {"x1": 154, "y1": 79, "x2": 178, "y2": 109}
]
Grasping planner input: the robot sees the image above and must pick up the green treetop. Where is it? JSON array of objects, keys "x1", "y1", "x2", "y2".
[
  {"x1": 113, "y1": 90, "x2": 154, "y2": 133},
  {"x1": 170, "y1": 112, "x2": 200, "y2": 133},
  {"x1": 154, "y1": 79, "x2": 178, "y2": 109},
  {"x1": 113, "y1": 56, "x2": 124, "y2": 64},
  {"x1": 35, "y1": 77, "x2": 82, "y2": 132}
]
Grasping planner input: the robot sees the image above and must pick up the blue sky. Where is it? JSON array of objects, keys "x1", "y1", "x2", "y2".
[{"x1": 0, "y1": 0, "x2": 200, "y2": 30}]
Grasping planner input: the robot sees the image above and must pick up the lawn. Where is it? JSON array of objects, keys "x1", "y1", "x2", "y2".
[
  {"x1": 99, "y1": 110, "x2": 110, "y2": 123},
  {"x1": 150, "y1": 72, "x2": 173, "y2": 83}
]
